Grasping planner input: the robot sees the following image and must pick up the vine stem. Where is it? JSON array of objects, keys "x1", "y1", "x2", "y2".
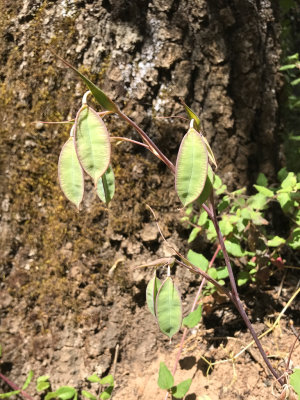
[
  {"x1": 0, "y1": 373, "x2": 34, "y2": 400},
  {"x1": 209, "y1": 192, "x2": 284, "y2": 385},
  {"x1": 117, "y1": 109, "x2": 284, "y2": 386}
]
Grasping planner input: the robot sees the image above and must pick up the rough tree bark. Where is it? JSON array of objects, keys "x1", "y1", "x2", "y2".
[{"x1": 0, "y1": 0, "x2": 283, "y2": 395}]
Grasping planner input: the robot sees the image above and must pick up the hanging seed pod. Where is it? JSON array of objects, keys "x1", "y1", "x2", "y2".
[
  {"x1": 74, "y1": 105, "x2": 111, "y2": 185},
  {"x1": 156, "y1": 277, "x2": 182, "y2": 339},
  {"x1": 146, "y1": 274, "x2": 162, "y2": 317},
  {"x1": 96, "y1": 164, "x2": 115, "y2": 205},
  {"x1": 175, "y1": 127, "x2": 208, "y2": 207},
  {"x1": 58, "y1": 136, "x2": 84, "y2": 209}
]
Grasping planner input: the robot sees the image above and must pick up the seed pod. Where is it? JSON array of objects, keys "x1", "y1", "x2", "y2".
[
  {"x1": 156, "y1": 277, "x2": 182, "y2": 339},
  {"x1": 146, "y1": 275, "x2": 162, "y2": 317},
  {"x1": 75, "y1": 105, "x2": 111, "y2": 185},
  {"x1": 175, "y1": 128, "x2": 208, "y2": 207},
  {"x1": 58, "y1": 137, "x2": 84, "y2": 209}
]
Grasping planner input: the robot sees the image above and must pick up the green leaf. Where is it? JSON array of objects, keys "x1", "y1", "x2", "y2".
[
  {"x1": 224, "y1": 240, "x2": 245, "y2": 257},
  {"x1": 182, "y1": 101, "x2": 201, "y2": 131},
  {"x1": 53, "y1": 54, "x2": 118, "y2": 112},
  {"x1": 188, "y1": 227, "x2": 201, "y2": 243},
  {"x1": 219, "y1": 215, "x2": 234, "y2": 236},
  {"x1": 37, "y1": 381, "x2": 51, "y2": 392},
  {"x1": 156, "y1": 277, "x2": 182, "y2": 339},
  {"x1": 216, "y1": 266, "x2": 229, "y2": 280},
  {"x1": 201, "y1": 135, "x2": 217, "y2": 168},
  {"x1": 157, "y1": 362, "x2": 174, "y2": 390},
  {"x1": 253, "y1": 185, "x2": 273, "y2": 197},
  {"x1": 171, "y1": 379, "x2": 192, "y2": 399},
  {"x1": 277, "y1": 167, "x2": 288, "y2": 182},
  {"x1": 146, "y1": 275, "x2": 162, "y2": 317},
  {"x1": 96, "y1": 164, "x2": 115, "y2": 205},
  {"x1": 290, "y1": 369, "x2": 300, "y2": 399},
  {"x1": 197, "y1": 211, "x2": 208, "y2": 226},
  {"x1": 175, "y1": 128, "x2": 208, "y2": 206},
  {"x1": 187, "y1": 250, "x2": 209, "y2": 271},
  {"x1": 183, "y1": 305, "x2": 202, "y2": 328},
  {"x1": 45, "y1": 386, "x2": 77, "y2": 400},
  {"x1": 237, "y1": 271, "x2": 250, "y2": 286},
  {"x1": 267, "y1": 236, "x2": 285, "y2": 247},
  {"x1": 87, "y1": 374, "x2": 101, "y2": 383},
  {"x1": 213, "y1": 174, "x2": 222, "y2": 189},
  {"x1": 0, "y1": 391, "x2": 21, "y2": 398},
  {"x1": 288, "y1": 227, "x2": 300, "y2": 250},
  {"x1": 277, "y1": 192, "x2": 293, "y2": 213},
  {"x1": 196, "y1": 165, "x2": 214, "y2": 206},
  {"x1": 247, "y1": 193, "x2": 268, "y2": 210},
  {"x1": 22, "y1": 370, "x2": 34, "y2": 390},
  {"x1": 99, "y1": 386, "x2": 113, "y2": 400},
  {"x1": 99, "y1": 375, "x2": 114, "y2": 386},
  {"x1": 217, "y1": 196, "x2": 230, "y2": 212},
  {"x1": 75, "y1": 105, "x2": 111, "y2": 185},
  {"x1": 58, "y1": 137, "x2": 84, "y2": 209},
  {"x1": 81, "y1": 391, "x2": 97, "y2": 400},
  {"x1": 256, "y1": 173, "x2": 268, "y2": 187},
  {"x1": 281, "y1": 172, "x2": 297, "y2": 189}
]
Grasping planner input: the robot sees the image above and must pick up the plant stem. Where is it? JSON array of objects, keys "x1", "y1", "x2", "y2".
[
  {"x1": 116, "y1": 110, "x2": 176, "y2": 173},
  {"x1": 0, "y1": 373, "x2": 34, "y2": 400},
  {"x1": 209, "y1": 194, "x2": 284, "y2": 385}
]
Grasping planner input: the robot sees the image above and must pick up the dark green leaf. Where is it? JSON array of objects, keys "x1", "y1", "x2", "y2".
[
  {"x1": 99, "y1": 386, "x2": 113, "y2": 400},
  {"x1": 237, "y1": 271, "x2": 250, "y2": 286},
  {"x1": 256, "y1": 173, "x2": 268, "y2": 187}
]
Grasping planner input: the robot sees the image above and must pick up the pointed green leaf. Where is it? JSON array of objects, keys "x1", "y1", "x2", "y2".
[
  {"x1": 171, "y1": 379, "x2": 192, "y2": 399},
  {"x1": 99, "y1": 375, "x2": 114, "y2": 386},
  {"x1": 253, "y1": 185, "x2": 274, "y2": 197},
  {"x1": 256, "y1": 173, "x2": 268, "y2": 187},
  {"x1": 188, "y1": 227, "x2": 201, "y2": 243},
  {"x1": 97, "y1": 164, "x2": 115, "y2": 205},
  {"x1": 87, "y1": 374, "x2": 101, "y2": 383},
  {"x1": 158, "y1": 362, "x2": 174, "y2": 390},
  {"x1": 75, "y1": 105, "x2": 111, "y2": 184},
  {"x1": 58, "y1": 137, "x2": 84, "y2": 209},
  {"x1": 181, "y1": 101, "x2": 201, "y2": 130},
  {"x1": 183, "y1": 305, "x2": 202, "y2": 329},
  {"x1": 187, "y1": 250, "x2": 209, "y2": 271},
  {"x1": 37, "y1": 381, "x2": 51, "y2": 392},
  {"x1": 81, "y1": 391, "x2": 97, "y2": 400},
  {"x1": 156, "y1": 277, "x2": 182, "y2": 339},
  {"x1": 146, "y1": 275, "x2": 162, "y2": 317},
  {"x1": 53, "y1": 54, "x2": 118, "y2": 112},
  {"x1": 267, "y1": 236, "x2": 285, "y2": 247},
  {"x1": 0, "y1": 390, "x2": 21, "y2": 398},
  {"x1": 22, "y1": 370, "x2": 34, "y2": 390},
  {"x1": 175, "y1": 128, "x2": 208, "y2": 207},
  {"x1": 99, "y1": 386, "x2": 113, "y2": 400}
]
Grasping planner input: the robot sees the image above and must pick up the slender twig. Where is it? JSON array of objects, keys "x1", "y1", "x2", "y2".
[
  {"x1": 110, "y1": 136, "x2": 149, "y2": 149},
  {"x1": 0, "y1": 373, "x2": 34, "y2": 400},
  {"x1": 286, "y1": 330, "x2": 300, "y2": 373}
]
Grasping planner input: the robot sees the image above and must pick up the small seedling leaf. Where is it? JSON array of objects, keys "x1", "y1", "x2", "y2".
[
  {"x1": 146, "y1": 275, "x2": 162, "y2": 317},
  {"x1": 75, "y1": 105, "x2": 111, "y2": 185},
  {"x1": 290, "y1": 369, "x2": 300, "y2": 399},
  {"x1": 99, "y1": 375, "x2": 114, "y2": 386},
  {"x1": 22, "y1": 370, "x2": 34, "y2": 390},
  {"x1": 267, "y1": 236, "x2": 285, "y2": 247},
  {"x1": 45, "y1": 386, "x2": 77, "y2": 400},
  {"x1": 175, "y1": 128, "x2": 208, "y2": 206},
  {"x1": 81, "y1": 390, "x2": 97, "y2": 400},
  {"x1": 87, "y1": 374, "x2": 101, "y2": 383},
  {"x1": 96, "y1": 164, "x2": 115, "y2": 205},
  {"x1": 0, "y1": 390, "x2": 21, "y2": 398},
  {"x1": 58, "y1": 137, "x2": 84, "y2": 209},
  {"x1": 158, "y1": 362, "x2": 174, "y2": 390},
  {"x1": 183, "y1": 304, "x2": 202, "y2": 329},
  {"x1": 99, "y1": 386, "x2": 113, "y2": 400},
  {"x1": 37, "y1": 381, "x2": 51, "y2": 392},
  {"x1": 171, "y1": 378, "x2": 192, "y2": 399},
  {"x1": 187, "y1": 250, "x2": 209, "y2": 271},
  {"x1": 156, "y1": 277, "x2": 182, "y2": 339}
]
